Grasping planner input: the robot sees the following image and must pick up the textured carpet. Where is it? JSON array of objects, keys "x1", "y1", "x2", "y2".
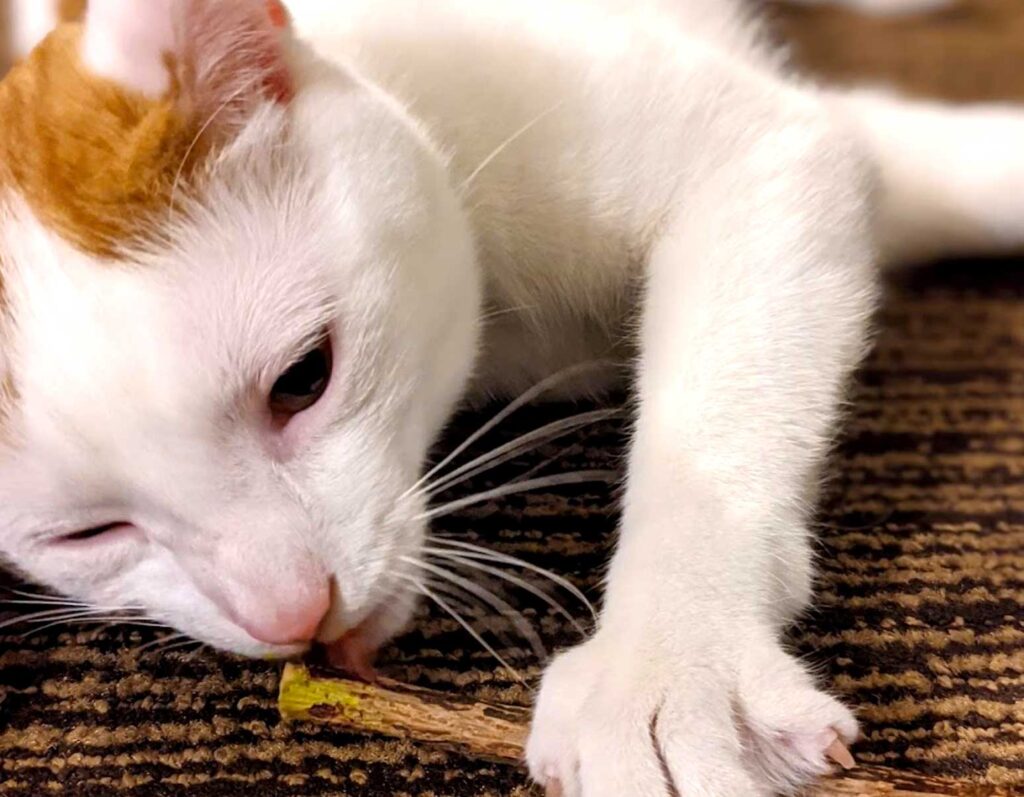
[{"x1": 4, "y1": 2, "x2": 1024, "y2": 795}]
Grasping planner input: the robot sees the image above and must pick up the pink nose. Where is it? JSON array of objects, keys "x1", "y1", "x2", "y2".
[{"x1": 237, "y1": 583, "x2": 331, "y2": 646}]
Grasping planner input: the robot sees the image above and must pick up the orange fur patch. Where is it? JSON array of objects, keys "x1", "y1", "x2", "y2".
[
  {"x1": 0, "y1": 248, "x2": 14, "y2": 433},
  {"x1": 59, "y1": 0, "x2": 87, "y2": 24},
  {"x1": 0, "y1": 367, "x2": 16, "y2": 436},
  {"x1": 0, "y1": 24, "x2": 203, "y2": 259},
  {"x1": 0, "y1": 10, "x2": 200, "y2": 436},
  {"x1": 0, "y1": 1, "x2": 290, "y2": 432}
]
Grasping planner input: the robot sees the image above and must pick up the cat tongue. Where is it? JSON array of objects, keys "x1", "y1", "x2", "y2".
[
  {"x1": 324, "y1": 629, "x2": 379, "y2": 682},
  {"x1": 826, "y1": 737, "x2": 857, "y2": 770}
]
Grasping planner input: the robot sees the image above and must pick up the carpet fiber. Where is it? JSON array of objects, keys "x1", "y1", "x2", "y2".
[{"x1": 3, "y1": 2, "x2": 1024, "y2": 794}]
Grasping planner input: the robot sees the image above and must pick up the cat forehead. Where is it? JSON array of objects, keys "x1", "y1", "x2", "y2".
[
  {"x1": 0, "y1": 19, "x2": 196, "y2": 418},
  {"x1": 0, "y1": 176, "x2": 335, "y2": 459},
  {"x1": 0, "y1": 0, "x2": 300, "y2": 437},
  {"x1": 0, "y1": 24, "x2": 198, "y2": 261},
  {"x1": 0, "y1": 1, "x2": 293, "y2": 261},
  {"x1": 16, "y1": 190, "x2": 331, "y2": 374}
]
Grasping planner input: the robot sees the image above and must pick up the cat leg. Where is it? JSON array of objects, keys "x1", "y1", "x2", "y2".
[
  {"x1": 838, "y1": 90, "x2": 1024, "y2": 264},
  {"x1": 526, "y1": 106, "x2": 878, "y2": 796}
]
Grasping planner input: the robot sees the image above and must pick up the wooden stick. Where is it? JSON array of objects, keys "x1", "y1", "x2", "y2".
[{"x1": 278, "y1": 664, "x2": 1014, "y2": 796}]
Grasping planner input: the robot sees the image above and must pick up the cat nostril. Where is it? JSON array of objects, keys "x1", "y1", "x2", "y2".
[{"x1": 239, "y1": 583, "x2": 331, "y2": 646}]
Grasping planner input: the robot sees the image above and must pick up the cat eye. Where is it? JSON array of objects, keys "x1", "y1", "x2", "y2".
[
  {"x1": 57, "y1": 523, "x2": 132, "y2": 545},
  {"x1": 269, "y1": 338, "x2": 333, "y2": 417}
]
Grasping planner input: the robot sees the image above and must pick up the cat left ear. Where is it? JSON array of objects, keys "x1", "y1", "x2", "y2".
[{"x1": 81, "y1": 0, "x2": 293, "y2": 107}]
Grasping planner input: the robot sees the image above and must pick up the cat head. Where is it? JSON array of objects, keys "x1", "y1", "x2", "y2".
[{"x1": 0, "y1": 0, "x2": 481, "y2": 663}]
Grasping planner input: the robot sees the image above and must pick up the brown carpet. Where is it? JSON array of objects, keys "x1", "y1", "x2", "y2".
[{"x1": 4, "y1": 2, "x2": 1024, "y2": 794}]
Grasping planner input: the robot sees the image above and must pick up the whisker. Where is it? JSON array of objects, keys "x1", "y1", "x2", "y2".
[
  {"x1": 183, "y1": 643, "x2": 211, "y2": 661},
  {"x1": 458, "y1": 101, "x2": 565, "y2": 195},
  {"x1": 160, "y1": 638, "x2": 204, "y2": 655},
  {"x1": 425, "y1": 408, "x2": 622, "y2": 497},
  {"x1": 167, "y1": 72, "x2": 265, "y2": 219},
  {"x1": 1, "y1": 599, "x2": 91, "y2": 608},
  {"x1": 402, "y1": 556, "x2": 546, "y2": 660},
  {"x1": 395, "y1": 569, "x2": 514, "y2": 653},
  {"x1": 134, "y1": 632, "x2": 188, "y2": 655},
  {"x1": 404, "y1": 361, "x2": 615, "y2": 500},
  {"x1": 421, "y1": 577, "x2": 532, "y2": 658},
  {"x1": 428, "y1": 537, "x2": 597, "y2": 620},
  {"x1": 424, "y1": 547, "x2": 589, "y2": 635},
  {"x1": 498, "y1": 444, "x2": 577, "y2": 491},
  {"x1": 0, "y1": 606, "x2": 139, "y2": 630},
  {"x1": 21, "y1": 615, "x2": 162, "y2": 637},
  {"x1": 478, "y1": 303, "x2": 539, "y2": 324},
  {"x1": 85, "y1": 622, "x2": 125, "y2": 638},
  {"x1": 2, "y1": 589, "x2": 90, "y2": 605},
  {"x1": 397, "y1": 574, "x2": 524, "y2": 684},
  {"x1": 419, "y1": 469, "x2": 618, "y2": 521}
]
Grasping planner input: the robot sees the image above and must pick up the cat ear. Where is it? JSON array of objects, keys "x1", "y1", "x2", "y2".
[
  {"x1": 81, "y1": 0, "x2": 293, "y2": 107},
  {"x1": 81, "y1": 0, "x2": 177, "y2": 97}
]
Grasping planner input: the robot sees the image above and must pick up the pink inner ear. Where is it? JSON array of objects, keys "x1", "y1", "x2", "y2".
[
  {"x1": 186, "y1": 0, "x2": 295, "y2": 113},
  {"x1": 267, "y1": 0, "x2": 290, "y2": 30},
  {"x1": 83, "y1": 0, "x2": 293, "y2": 108}
]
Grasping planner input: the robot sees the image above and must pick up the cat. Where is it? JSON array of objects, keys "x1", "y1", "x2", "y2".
[{"x1": 2, "y1": 1, "x2": 1023, "y2": 795}]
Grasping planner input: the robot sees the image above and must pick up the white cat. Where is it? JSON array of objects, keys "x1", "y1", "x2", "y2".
[{"x1": 1, "y1": 1, "x2": 1022, "y2": 795}]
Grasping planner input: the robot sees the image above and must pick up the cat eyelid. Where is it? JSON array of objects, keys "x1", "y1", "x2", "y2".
[
  {"x1": 53, "y1": 523, "x2": 136, "y2": 545},
  {"x1": 257, "y1": 323, "x2": 336, "y2": 392},
  {"x1": 23, "y1": 512, "x2": 128, "y2": 545},
  {"x1": 279, "y1": 330, "x2": 332, "y2": 373},
  {"x1": 256, "y1": 327, "x2": 336, "y2": 404}
]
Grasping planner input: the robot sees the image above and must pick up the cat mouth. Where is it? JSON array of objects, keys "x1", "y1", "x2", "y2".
[
  {"x1": 316, "y1": 587, "x2": 415, "y2": 681},
  {"x1": 322, "y1": 623, "x2": 380, "y2": 681},
  {"x1": 312, "y1": 543, "x2": 425, "y2": 679}
]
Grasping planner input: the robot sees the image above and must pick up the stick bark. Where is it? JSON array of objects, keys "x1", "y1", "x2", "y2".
[{"x1": 278, "y1": 664, "x2": 1013, "y2": 797}]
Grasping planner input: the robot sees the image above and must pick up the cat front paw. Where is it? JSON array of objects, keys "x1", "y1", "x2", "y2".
[{"x1": 526, "y1": 628, "x2": 858, "y2": 797}]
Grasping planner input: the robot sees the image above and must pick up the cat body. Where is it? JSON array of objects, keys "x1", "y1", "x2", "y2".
[
  {"x1": 2, "y1": 2, "x2": 1024, "y2": 795},
  {"x1": 288, "y1": 0, "x2": 788, "y2": 399}
]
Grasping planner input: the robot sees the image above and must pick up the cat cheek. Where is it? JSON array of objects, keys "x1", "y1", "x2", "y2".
[{"x1": 81, "y1": 0, "x2": 294, "y2": 108}]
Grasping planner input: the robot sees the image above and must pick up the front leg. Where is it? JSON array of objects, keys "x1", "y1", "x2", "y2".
[{"x1": 527, "y1": 107, "x2": 879, "y2": 796}]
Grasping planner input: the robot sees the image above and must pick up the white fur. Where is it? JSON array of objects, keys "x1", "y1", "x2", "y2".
[
  {"x1": 838, "y1": 90, "x2": 1024, "y2": 263},
  {"x1": 0, "y1": 0, "x2": 59, "y2": 74},
  {"x1": 2, "y1": 1, "x2": 1024, "y2": 795},
  {"x1": 82, "y1": 0, "x2": 177, "y2": 97},
  {"x1": 0, "y1": 8, "x2": 481, "y2": 656}
]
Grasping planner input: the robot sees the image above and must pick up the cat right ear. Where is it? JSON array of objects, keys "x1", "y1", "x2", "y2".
[{"x1": 81, "y1": 0, "x2": 294, "y2": 119}]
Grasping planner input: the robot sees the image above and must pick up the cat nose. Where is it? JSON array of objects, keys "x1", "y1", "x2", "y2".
[{"x1": 237, "y1": 582, "x2": 331, "y2": 646}]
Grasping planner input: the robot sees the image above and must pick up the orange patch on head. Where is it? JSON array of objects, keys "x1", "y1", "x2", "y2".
[
  {"x1": 0, "y1": 247, "x2": 16, "y2": 436},
  {"x1": 0, "y1": 364, "x2": 17, "y2": 435},
  {"x1": 0, "y1": 1, "x2": 293, "y2": 436},
  {"x1": 0, "y1": 1, "x2": 294, "y2": 261},
  {"x1": 0, "y1": 25, "x2": 201, "y2": 259},
  {"x1": 267, "y1": 0, "x2": 289, "y2": 30},
  {"x1": 58, "y1": 0, "x2": 88, "y2": 24}
]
